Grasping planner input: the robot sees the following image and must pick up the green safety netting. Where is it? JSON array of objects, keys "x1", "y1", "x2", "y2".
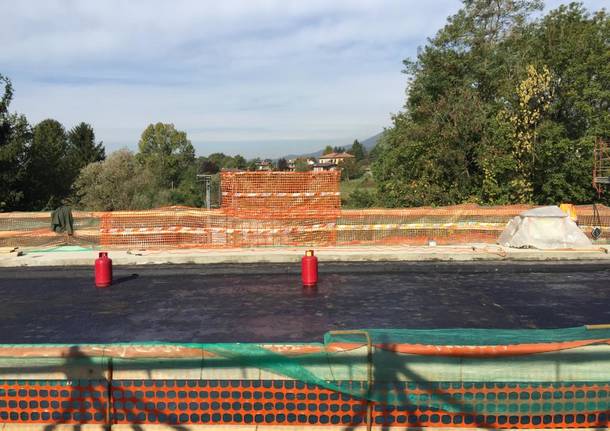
[
  {"x1": 3, "y1": 326, "x2": 610, "y2": 415},
  {"x1": 323, "y1": 325, "x2": 610, "y2": 345}
]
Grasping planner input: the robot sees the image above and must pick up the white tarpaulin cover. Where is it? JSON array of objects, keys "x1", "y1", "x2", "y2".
[{"x1": 498, "y1": 206, "x2": 592, "y2": 249}]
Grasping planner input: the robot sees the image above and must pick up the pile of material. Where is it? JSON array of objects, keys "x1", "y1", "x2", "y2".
[{"x1": 498, "y1": 206, "x2": 592, "y2": 249}]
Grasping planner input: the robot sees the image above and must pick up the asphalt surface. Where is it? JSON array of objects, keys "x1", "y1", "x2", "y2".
[{"x1": 0, "y1": 262, "x2": 609, "y2": 344}]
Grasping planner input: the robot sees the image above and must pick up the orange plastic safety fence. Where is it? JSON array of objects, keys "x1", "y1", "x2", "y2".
[
  {"x1": 221, "y1": 171, "x2": 341, "y2": 220},
  {"x1": 2, "y1": 379, "x2": 608, "y2": 428},
  {"x1": 1, "y1": 171, "x2": 609, "y2": 249},
  {"x1": 0, "y1": 211, "x2": 100, "y2": 248},
  {"x1": 337, "y1": 204, "x2": 533, "y2": 246},
  {"x1": 99, "y1": 207, "x2": 230, "y2": 249},
  {"x1": 4, "y1": 203, "x2": 609, "y2": 249}
]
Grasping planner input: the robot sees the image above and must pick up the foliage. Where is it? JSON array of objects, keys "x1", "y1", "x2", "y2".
[
  {"x1": 277, "y1": 158, "x2": 289, "y2": 171},
  {"x1": 323, "y1": 145, "x2": 333, "y2": 155},
  {"x1": 0, "y1": 74, "x2": 31, "y2": 210},
  {"x1": 199, "y1": 153, "x2": 249, "y2": 172},
  {"x1": 137, "y1": 122, "x2": 195, "y2": 190},
  {"x1": 0, "y1": 75, "x2": 113, "y2": 210},
  {"x1": 75, "y1": 150, "x2": 148, "y2": 211},
  {"x1": 340, "y1": 158, "x2": 362, "y2": 180},
  {"x1": 294, "y1": 158, "x2": 311, "y2": 172},
  {"x1": 197, "y1": 156, "x2": 220, "y2": 174},
  {"x1": 341, "y1": 175, "x2": 378, "y2": 208},
  {"x1": 374, "y1": 0, "x2": 609, "y2": 207},
  {"x1": 26, "y1": 119, "x2": 74, "y2": 209},
  {"x1": 246, "y1": 157, "x2": 260, "y2": 171},
  {"x1": 345, "y1": 189, "x2": 377, "y2": 208},
  {"x1": 67, "y1": 122, "x2": 105, "y2": 172},
  {"x1": 349, "y1": 139, "x2": 366, "y2": 161},
  {"x1": 503, "y1": 65, "x2": 554, "y2": 202}
]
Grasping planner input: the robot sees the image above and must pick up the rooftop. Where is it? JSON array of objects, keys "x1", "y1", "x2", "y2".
[{"x1": 319, "y1": 152, "x2": 355, "y2": 159}]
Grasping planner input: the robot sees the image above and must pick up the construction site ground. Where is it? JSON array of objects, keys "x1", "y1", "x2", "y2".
[
  {"x1": 0, "y1": 261, "x2": 609, "y2": 344},
  {"x1": 1, "y1": 243, "x2": 610, "y2": 267}
]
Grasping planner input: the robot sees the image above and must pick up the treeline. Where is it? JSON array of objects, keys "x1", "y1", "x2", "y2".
[
  {"x1": 0, "y1": 75, "x2": 105, "y2": 211},
  {"x1": 363, "y1": 1, "x2": 610, "y2": 208}
]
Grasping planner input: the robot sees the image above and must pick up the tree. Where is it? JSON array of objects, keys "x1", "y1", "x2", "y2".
[
  {"x1": 333, "y1": 146, "x2": 345, "y2": 153},
  {"x1": 0, "y1": 74, "x2": 31, "y2": 211},
  {"x1": 295, "y1": 158, "x2": 310, "y2": 172},
  {"x1": 67, "y1": 122, "x2": 105, "y2": 171},
  {"x1": 197, "y1": 156, "x2": 219, "y2": 174},
  {"x1": 137, "y1": 123, "x2": 195, "y2": 189},
  {"x1": 529, "y1": 4, "x2": 610, "y2": 204},
  {"x1": 75, "y1": 149, "x2": 147, "y2": 210},
  {"x1": 373, "y1": 0, "x2": 608, "y2": 207},
  {"x1": 322, "y1": 145, "x2": 333, "y2": 155},
  {"x1": 0, "y1": 74, "x2": 14, "y2": 144},
  {"x1": 345, "y1": 189, "x2": 377, "y2": 208},
  {"x1": 221, "y1": 154, "x2": 247, "y2": 170},
  {"x1": 349, "y1": 139, "x2": 366, "y2": 161},
  {"x1": 26, "y1": 119, "x2": 71, "y2": 209},
  {"x1": 503, "y1": 65, "x2": 554, "y2": 202},
  {"x1": 233, "y1": 154, "x2": 247, "y2": 170},
  {"x1": 277, "y1": 158, "x2": 288, "y2": 171},
  {"x1": 246, "y1": 158, "x2": 260, "y2": 171},
  {"x1": 341, "y1": 158, "x2": 361, "y2": 180}
]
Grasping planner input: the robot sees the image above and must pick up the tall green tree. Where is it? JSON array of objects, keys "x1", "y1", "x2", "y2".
[
  {"x1": 322, "y1": 145, "x2": 333, "y2": 155},
  {"x1": 529, "y1": 4, "x2": 610, "y2": 204},
  {"x1": 374, "y1": 0, "x2": 608, "y2": 207},
  {"x1": 349, "y1": 139, "x2": 366, "y2": 161},
  {"x1": 27, "y1": 119, "x2": 71, "y2": 209},
  {"x1": 0, "y1": 74, "x2": 31, "y2": 210},
  {"x1": 277, "y1": 158, "x2": 288, "y2": 171},
  {"x1": 67, "y1": 122, "x2": 105, "y2": 171},
  {"x1": 137, "y1": 122, "x2": 195, "y2": 189},
  {"x1": 233, "y1": 154, "x2": 247, "y2": 170}
]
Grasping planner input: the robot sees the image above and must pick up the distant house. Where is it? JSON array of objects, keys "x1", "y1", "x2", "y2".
[
  {"x1": 255, "y1": 160, "x2": 273, "y2": 171},
  {"x1": 287, "y1": 157, "x2": 317, "y2": 172},
  {"x1": 313, "y1": 162, "x2": 337, "y2": 172},
  {"x1": 318, "y1": 152, "x2": 355, "y2": 165}
]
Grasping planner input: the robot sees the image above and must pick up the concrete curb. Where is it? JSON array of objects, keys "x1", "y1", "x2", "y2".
[{"x1": 1, "y1": 245, "x2": 610, "y2": 267}]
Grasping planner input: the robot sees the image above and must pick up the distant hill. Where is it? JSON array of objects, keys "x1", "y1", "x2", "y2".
[
  {"x1": 360, "y1": 132, "x2": 383, "y2": 151},
  {"x1": 283, "y1": 131, "x2": 383, "y2": 160}
]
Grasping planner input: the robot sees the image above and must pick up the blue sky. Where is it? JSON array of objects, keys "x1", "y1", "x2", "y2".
[{"x1": 1, "y1": 0, "x2": 607, "y2": 158}]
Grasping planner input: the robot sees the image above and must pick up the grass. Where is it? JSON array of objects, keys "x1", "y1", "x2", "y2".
[
  {"x1": 340, "y1": 174, "x2": 377, "y2": 207},
  {"x1": 341, "y1": 174, "x2": 376, "y2": 195}
]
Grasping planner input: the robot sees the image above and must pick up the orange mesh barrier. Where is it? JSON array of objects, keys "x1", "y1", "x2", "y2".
[
  {"x1": 1, "y1": 172, "x2": 609, "y2": 249},
  {"x1": 219, "y1": 171, "x2": 340, "y2": 246},
  {"x1": 337, "y1": 204, "x2": 533, "y2": 246},
  {"x1": 221, "y1": 171, "x2": 341, "y2": 219},
  {"x1": 4, "y1": 203, "x2": 609, "y2": 249},
  {"x1": 1, "y1": 379, "x2": 608, "y2": 428},
  {"x1": 4, "y1": 204, "x2": 607, "y2": 249},
  {"x1": 0, "y1": 211, "x2": 100, "y2": 248},
  {"x1": 99, "y1": 207, "x2": 230, "y2": 249}
]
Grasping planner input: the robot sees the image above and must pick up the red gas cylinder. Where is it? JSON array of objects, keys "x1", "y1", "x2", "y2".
[
  {"x1": 95, "y1": 252, "x2": 113, "y2": 288},
  {"x1": 301, "y1": 250, "x2": 318, "y2": 287}
]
